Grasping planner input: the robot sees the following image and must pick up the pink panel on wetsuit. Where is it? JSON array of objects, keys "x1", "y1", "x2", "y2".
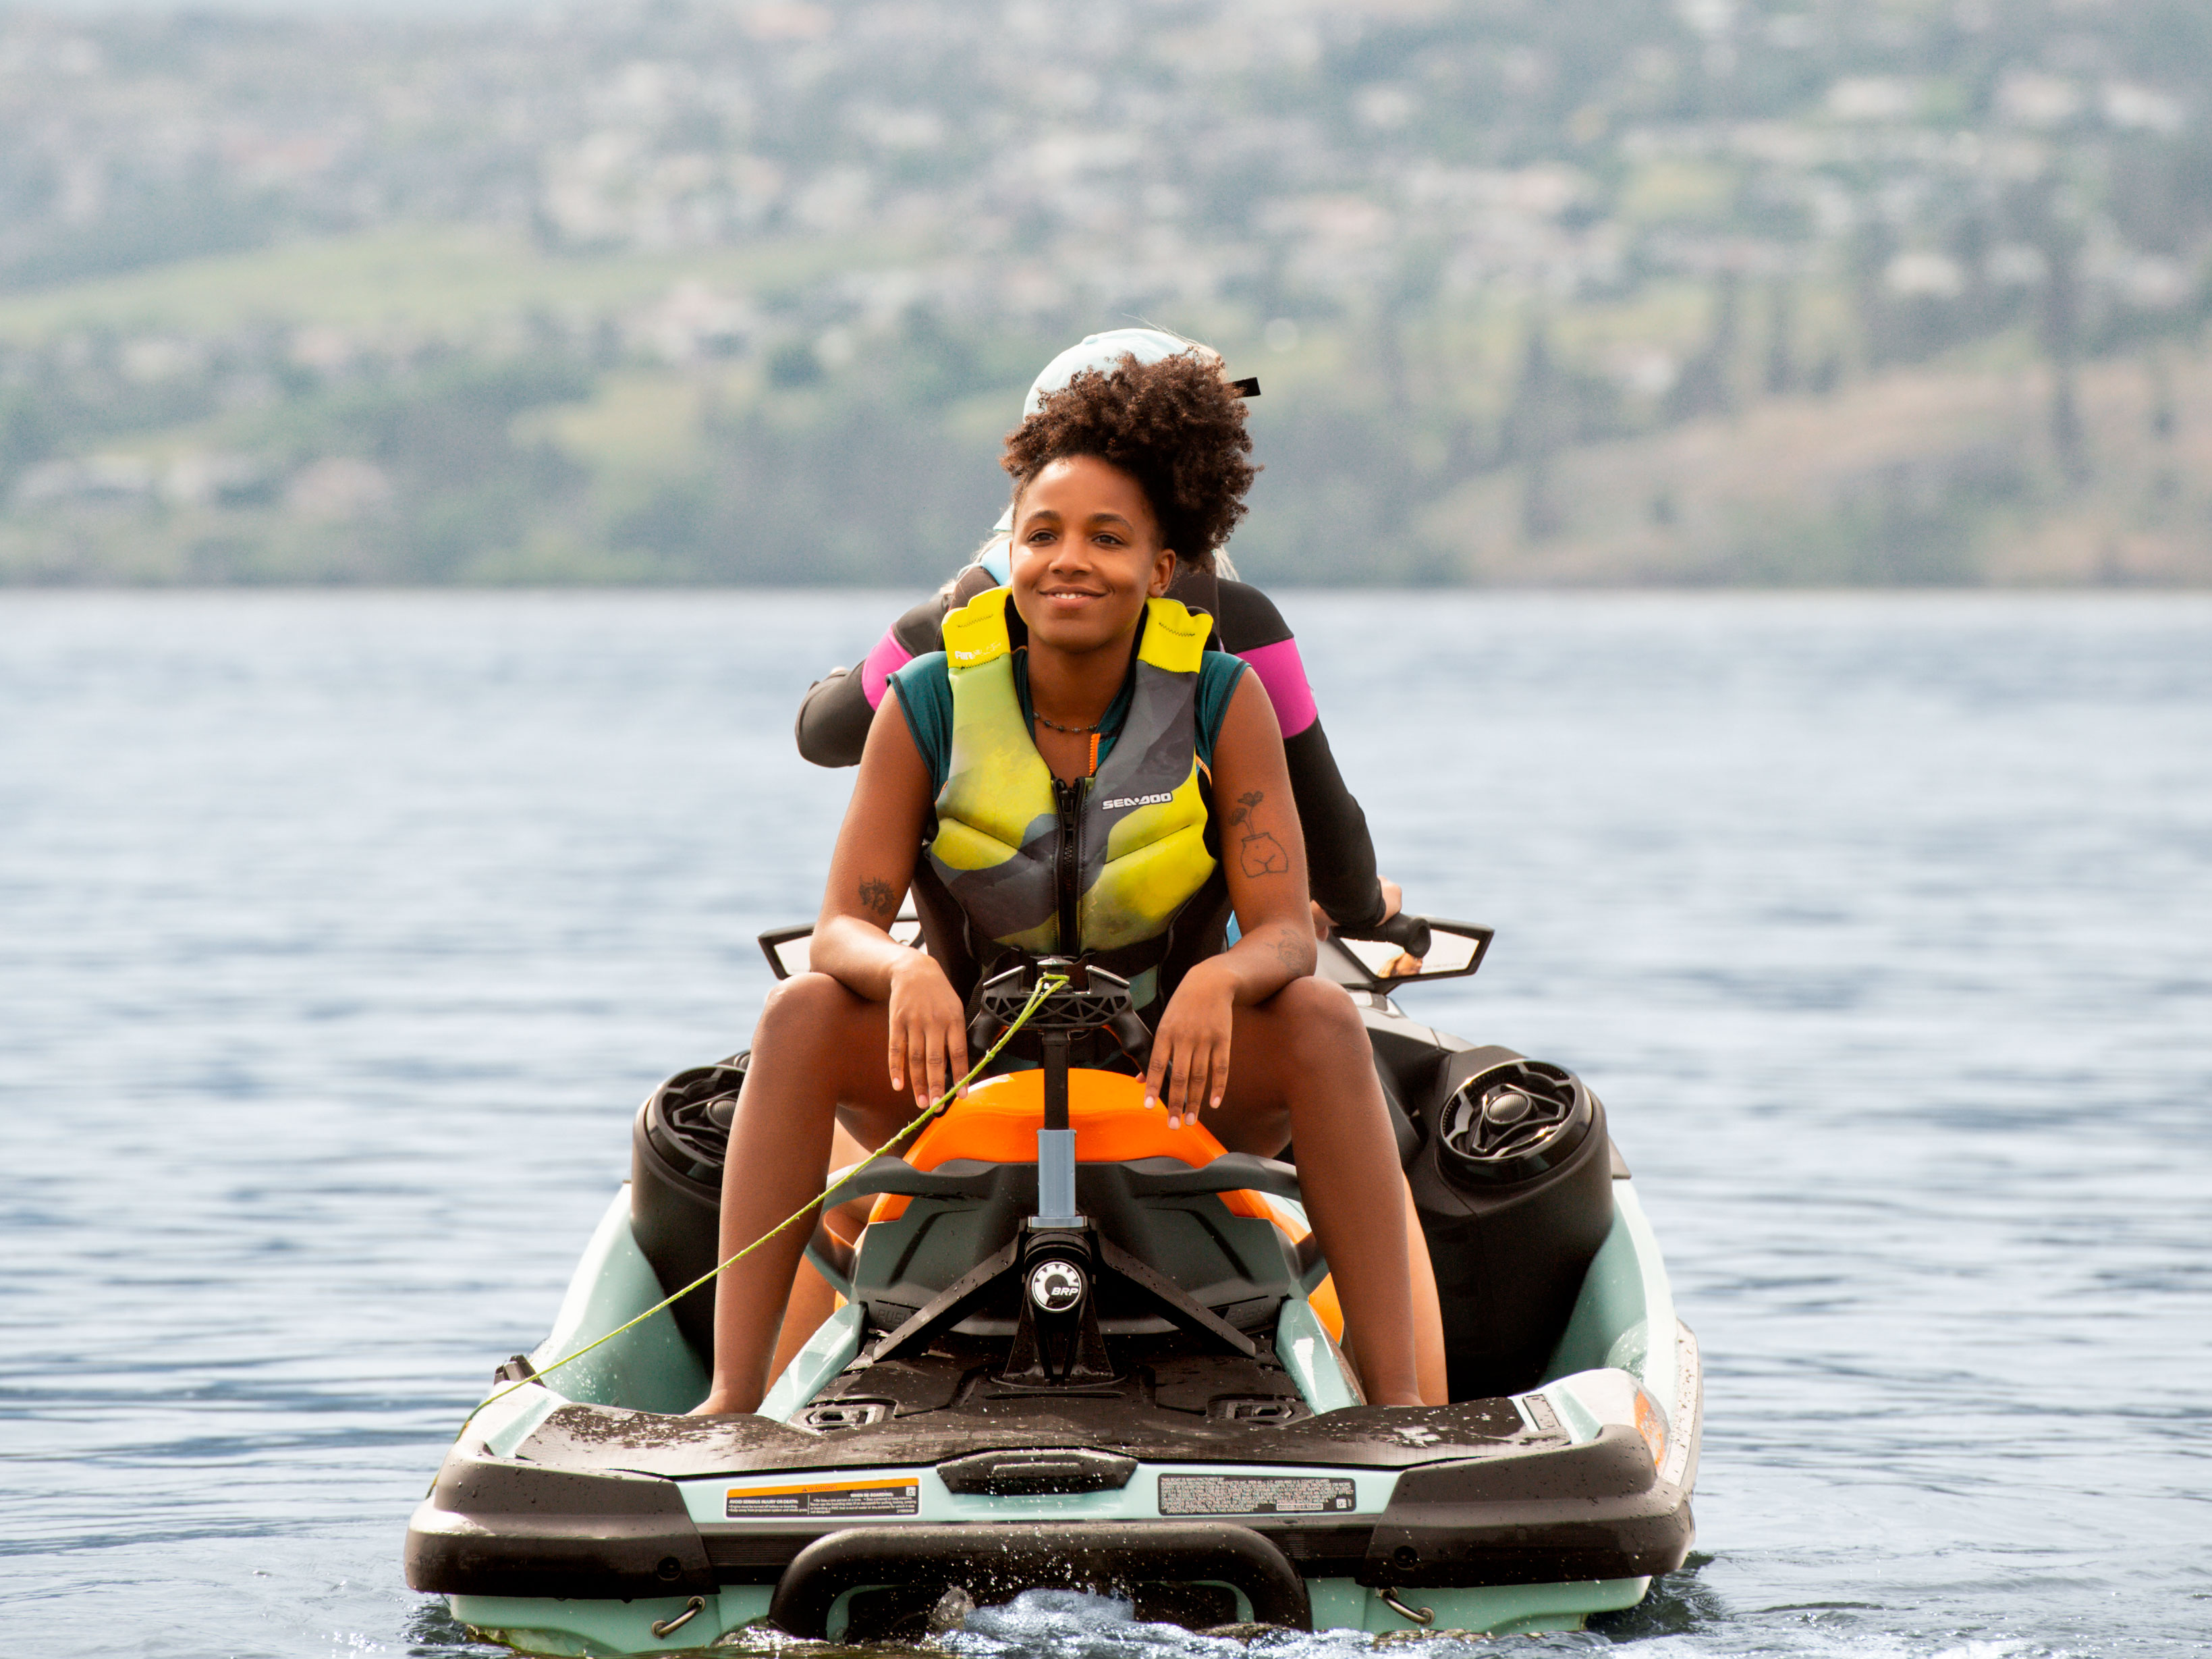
[
  {"x1": 860, "y1": 628, "x2": 915, "y2": 707},
  {"x1": 1239, "y1": 638, "x2": 1318, "y2": 736}
]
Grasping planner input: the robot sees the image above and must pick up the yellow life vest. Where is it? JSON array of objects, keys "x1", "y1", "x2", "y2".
[{"x1": 924, "y1": 586, "x2": 1219, "y2": 960}]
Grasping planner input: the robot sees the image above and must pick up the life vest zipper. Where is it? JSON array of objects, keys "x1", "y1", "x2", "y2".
[{"x1": 1053, "y1": 775, "x2": 1084, "y2": 952}]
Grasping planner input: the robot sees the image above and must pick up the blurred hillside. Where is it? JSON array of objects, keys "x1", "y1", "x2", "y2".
[{"x1": 2, "y1": 0, "x2": 2209, "y2": 586}]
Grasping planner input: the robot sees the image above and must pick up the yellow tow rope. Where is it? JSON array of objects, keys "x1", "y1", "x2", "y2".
[{"x1": 465, "y1": 972, "x2": 1068, "y2": 1424}]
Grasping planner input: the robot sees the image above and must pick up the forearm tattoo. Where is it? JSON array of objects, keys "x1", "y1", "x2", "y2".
[{"x1": 857, "y1": 876, "x2": 898, "y2": 920}]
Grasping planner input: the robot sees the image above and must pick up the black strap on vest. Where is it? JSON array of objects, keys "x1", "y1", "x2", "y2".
[{"x1": 1165, "y1": 560, "x2": 1221, "y2": 641}]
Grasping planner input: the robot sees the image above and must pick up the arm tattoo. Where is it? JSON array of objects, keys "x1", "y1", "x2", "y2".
[
  {"x1": 857, "y1": 876, "x2": 898, "y2": 920},
  {"x1": 1229, "y1": 790, "x2": 1290, "y2": 879},
  {"x1": 1269, "y1": 927, "x2": 1305, "y2": 970}
]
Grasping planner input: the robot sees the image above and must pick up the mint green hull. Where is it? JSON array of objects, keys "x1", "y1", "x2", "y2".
[
  {"x1": 452, "y1": 1573, "x2": 1650, "y2": 1653},
  {"x1": 431, "y1": 1172, "x2": 1699, "y2": 1653}
]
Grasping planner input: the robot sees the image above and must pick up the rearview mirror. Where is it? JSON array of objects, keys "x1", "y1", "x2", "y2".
[
  {"x1": 1327, "y1": 919, "x2": 1492, "y2": 989},
  {"x1": 759, "y1": 917, "x2": 924, "y2": 980}
]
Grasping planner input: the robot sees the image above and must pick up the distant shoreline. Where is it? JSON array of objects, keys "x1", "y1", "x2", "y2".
[{"x1": 9, "y1": 3, "x2": 2211, "y2": 589}]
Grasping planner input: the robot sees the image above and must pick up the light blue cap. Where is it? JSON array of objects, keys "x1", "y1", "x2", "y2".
[
  {"x1": 1021, "y1": 328, "x2": 1207, "y2": 416},
  {"x1": 993, "y1": 329, "x2": 1211, "y2": 531}
]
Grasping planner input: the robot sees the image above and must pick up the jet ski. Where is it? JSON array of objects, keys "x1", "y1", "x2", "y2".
[{"x1": 406, "y1": 919, "x2": 1700, "y2": 1652}]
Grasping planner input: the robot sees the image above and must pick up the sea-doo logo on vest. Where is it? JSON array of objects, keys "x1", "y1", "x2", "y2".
[{"x1": 1100, "y1": 792, "x2": 1174, "y2": 811}]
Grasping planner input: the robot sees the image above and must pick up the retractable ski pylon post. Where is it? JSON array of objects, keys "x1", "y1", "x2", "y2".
[
  {"x1": 1036, "y1": 986, "x2": 1077, "y2": 1226},
  {"x1": 975, "y1": 958, "x2": 1134, "y2": 1385}
]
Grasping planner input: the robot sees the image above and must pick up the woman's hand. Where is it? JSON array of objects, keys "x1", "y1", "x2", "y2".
[
  {"x1": 1144, "y1": 958, "x2": 1237, "y2": 1128},
  {"x1": 1312, "y1": 877, "x2": 1402, "y2": 942},
  {"x1": 886, "y1": 952, "x2": 970, "y2": 1108}
]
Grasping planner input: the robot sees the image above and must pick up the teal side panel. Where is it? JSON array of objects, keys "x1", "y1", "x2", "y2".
[
  {"x1": 1540, "y1": 1181, "x2": 1681, "y2": 1426},
  {"x1": 719, "y1": 1585, "x2": 775, "y2": 1625},
  {"x1": 758, "y1": 1301, "x2": 863, "y2": 1422},
  {"x1": 1543, "y1": 1207, "x2": 1644, "y2": 1382},
  {"x1": 1304, "y1": 1576, "x2": 1650, "y2": 1634},
  {"x1": 1306, "y1": 1579, "x2": 1369, "y2": 1630},
  {"x1": 1612, "y1": 1182, "x2": 1681, "y2": 1428},
  {"x1": 1275, "y1": 1297, "x2": 1360, "y2": 1411},
  {"x1": 527, "y1": 1187, "x2": 707, "y2": 1416},
  {"x1": 449, "y1": 1586, "x2": 771, "y2": 1656}
]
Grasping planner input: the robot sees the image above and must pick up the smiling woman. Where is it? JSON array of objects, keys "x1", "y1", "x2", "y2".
[{"x1": 691, "y1": 353, "x2": 1444, "y2": 1414}]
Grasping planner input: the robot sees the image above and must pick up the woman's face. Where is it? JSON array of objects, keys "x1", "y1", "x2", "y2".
[{"x1": 1007, "y1": 455, "x2": 1176, "y2": 655}]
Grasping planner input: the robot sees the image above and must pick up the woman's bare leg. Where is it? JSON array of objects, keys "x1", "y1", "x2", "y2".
[
  {"x1": 1405, "y1": 1180, "x2": 1448, "y2": 1405},
  {"x1": 766, "y1": 1261, "x2": 839, "y2": 1386},
  {"x1": 762, "y1": 1124, "x2": 879, "y2": 1386},
  {"x1": 694, "y1": 973, "x2": 915, "y2": 1415},
  {"x1": 1202, "y1": 977, "x2": 1438, "y2": 1406},
  {"x1": 1339, "y1": 1184, "x2": 1445, "y2": 1404}
]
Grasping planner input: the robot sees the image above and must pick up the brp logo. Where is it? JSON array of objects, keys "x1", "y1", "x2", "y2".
[{"x1": 1027, "y1": 1259, "x2": 1085, "y2": 1314}]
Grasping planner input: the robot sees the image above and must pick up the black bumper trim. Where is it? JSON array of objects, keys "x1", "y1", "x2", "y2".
[
  {"x1": 767, "y1": 1523, "x2": 1312, "y2": 1636},
  {"x1": 404, "y1": 1449, "x2": 715, "y2": 1600},
  {"x1": 1361, "y1": 1425, "x2": 1694, "y2": 1587},
  {"x1": 407, "y1": 1427, "x2": 1692, "y2": 1604}
]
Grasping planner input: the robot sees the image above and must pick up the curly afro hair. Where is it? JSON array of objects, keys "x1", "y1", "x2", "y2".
[{"x1": 1001, "y1": 351, "x2": 1257, "y2": 569}]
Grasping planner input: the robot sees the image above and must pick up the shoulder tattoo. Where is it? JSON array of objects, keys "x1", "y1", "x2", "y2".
[{"x1": 1229, "y1": 789, "x2": 1290, "y2": 879}]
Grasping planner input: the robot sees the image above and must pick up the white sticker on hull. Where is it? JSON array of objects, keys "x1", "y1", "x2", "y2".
[
  {"x1": 1159, "y1": 1474, "x2": 1358, "y2": 1515},
  {"x1": 725, "y1": 1479, "x2": 920, "y2": 1519}
]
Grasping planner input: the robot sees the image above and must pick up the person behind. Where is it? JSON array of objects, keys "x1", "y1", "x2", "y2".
[
  {"x1": 696, "y1": 353, "x2": 1441, "y2": 1413},
  {"x1": 794, "y1": 328, "x2": 1404, "y2": 938}
]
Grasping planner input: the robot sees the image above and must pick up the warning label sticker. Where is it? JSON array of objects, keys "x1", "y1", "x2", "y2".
[
  {"x1": 1157, "y1": 1475, "x2": 1358, "y2": 1516},
  {"x1": 725, "y1": 1479, "x2": 920, "y2": 1519}
]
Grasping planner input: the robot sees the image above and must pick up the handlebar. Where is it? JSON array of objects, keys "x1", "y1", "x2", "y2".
[{"x1": 1333, "y1": 908, "x2": 1431, "y2": 960}]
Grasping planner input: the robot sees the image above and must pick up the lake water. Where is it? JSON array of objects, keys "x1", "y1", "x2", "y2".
[{"x1": 3, "y1": 591, "x2": 2207, "y2": 1659}]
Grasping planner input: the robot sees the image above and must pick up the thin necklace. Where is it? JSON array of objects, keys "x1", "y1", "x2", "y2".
[
  {"x1": 1032, "y1": 708, "x2": 1105, "y2": 778},
  {"x1": 1031, "y1": 709, "x2": 1105, "y2": 735}
]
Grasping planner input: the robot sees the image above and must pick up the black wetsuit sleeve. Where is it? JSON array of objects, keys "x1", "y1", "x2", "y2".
[
  {"x1": 1282, "y1": 720, "x2": 1386, "y2": 930},
  {"x1": 794, "y1": 593, "x2": 953, "y2": 767},
  {"x1": 1211, "y1": 582, "x2": 1388, "y2": 931},
  {"x1": 794, "y1": 666, "x2": 876, "y2": 766}
]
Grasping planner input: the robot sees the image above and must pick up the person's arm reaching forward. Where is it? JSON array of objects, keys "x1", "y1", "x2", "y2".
[{"x1": 1213, "y1": 582, "x2": 1391, "y2": 932}]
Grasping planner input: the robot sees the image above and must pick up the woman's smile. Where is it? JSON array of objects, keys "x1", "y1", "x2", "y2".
[{"x1": 1036, "y1": 581, "x2": 1108, "y2": 612}]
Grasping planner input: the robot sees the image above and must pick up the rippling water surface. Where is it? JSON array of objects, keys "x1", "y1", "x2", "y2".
[{"x1": 3, "y1": 591, "x2": 2207, "y2": 1659}]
